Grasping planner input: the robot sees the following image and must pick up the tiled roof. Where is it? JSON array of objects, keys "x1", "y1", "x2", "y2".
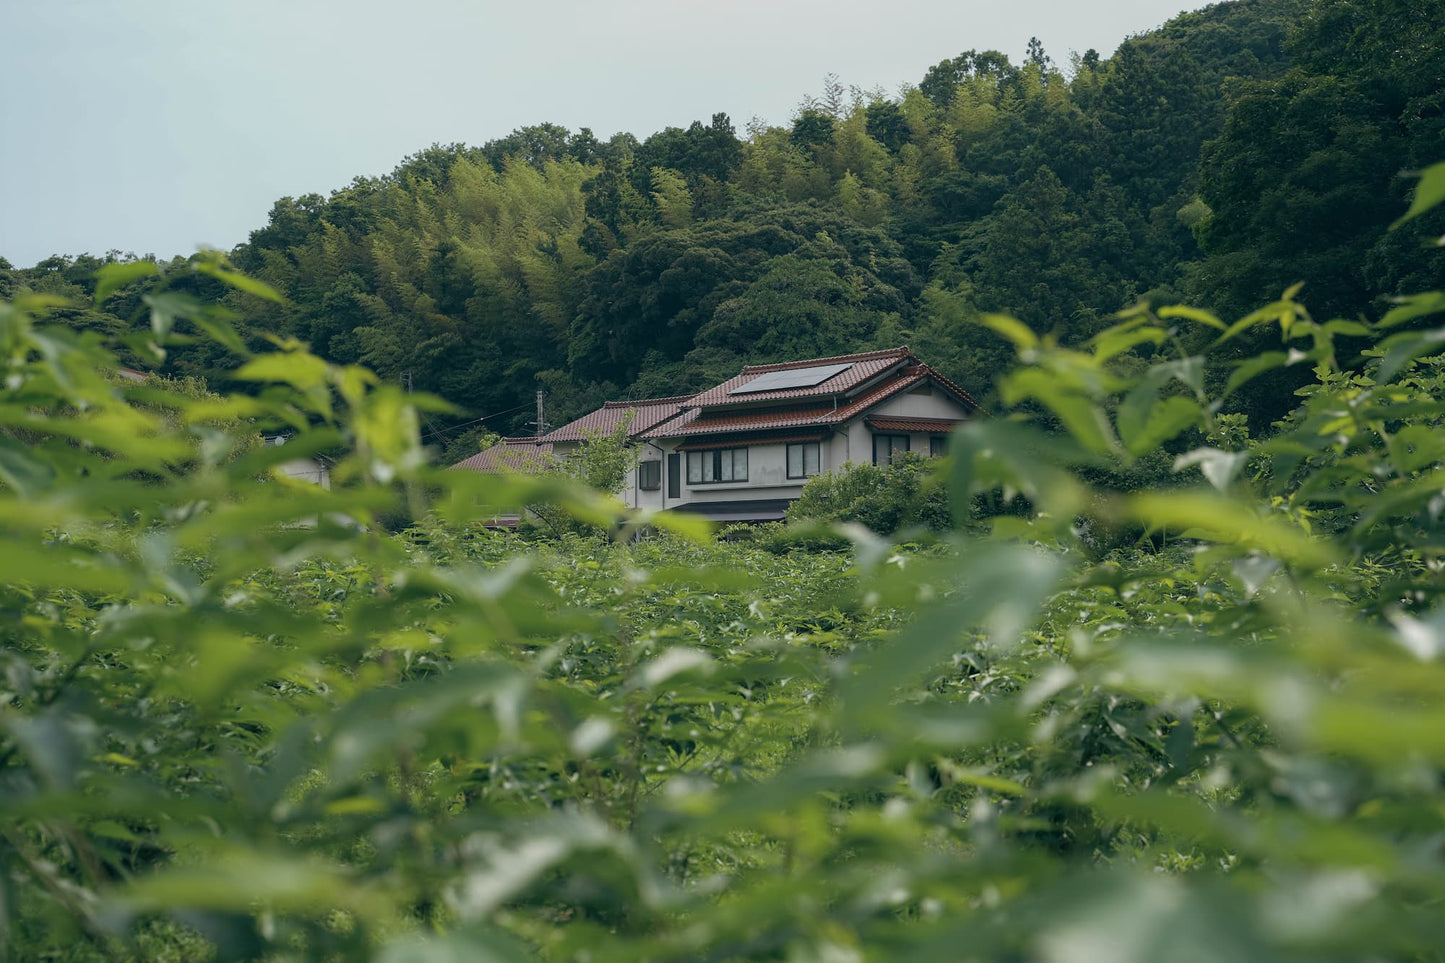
[
  {"x1": 458, "y1": 351, "x2": 983, "y2": 460},
  {"x1": 686, "y1": 347, "x2": 914, "y2": 408},
  {"x1": 539, "y1": 395, "x2": 692, "y2": 443},
  {"x1": 645, "y1": 363, "x2": 979, "y2": 440},
  {"x1": 865, "y1": 415, "x2": 965, "y2": 433},
  {"x1": 451, "y1": 437, "x2": 558, "y2": 473},
  {"x1": 654, "y1": 404, "x2": 847, "y2": 439},
  {"x1": 923, "y1": 368, "x2": 985, "y2": 414}
]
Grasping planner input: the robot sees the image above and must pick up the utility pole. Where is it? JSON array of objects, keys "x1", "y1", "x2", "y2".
[
  {"x1": 528, "y1": 389, "x2": 549, "y2": 437},
  {"x1": 401, "y1": 372, "x2": 413, "y2": 393}
]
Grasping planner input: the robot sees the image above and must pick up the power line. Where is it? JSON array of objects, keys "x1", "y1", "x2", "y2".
[{"x1": 420, "y1": 400, "x2": 534, "y2": 442}]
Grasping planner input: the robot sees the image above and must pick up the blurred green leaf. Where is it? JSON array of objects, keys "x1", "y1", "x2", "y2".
[
  {"x1": 117, "y1": 849, "x2": 378, "y2": 916},
  {"x1": 235, "y1": 351, "x2": 330, "y2": 390},
  {"x1": 1119, "y1": 395, "x2": 1201, "y2": 457},
  {"x1": 375, "y1": 926, "x2": 532, "y2": 963},
  {"x1": 977, "y1": 313, "x2": 1039, "y2": 351},
  {"x1": 1090, "y1": 323, "x2": 1166, "y2": 362},
  {"x1": 1376, "y1": 326, "x2": 1445, "y2": 382},
  {"x1": 1390, "y1": 161, "x2": 1445, "y2": 229},
  {"x1": 194, "y1": 255, "x2": 286, "y2": 303},
  {"x1": 93, "y1": 260, "x2": 158, "y2": 304},
  {"x1": 1173, "y1": 447, "x2": 1248, "y2": 491},
  {"x1": 1157, "y1": 304, "x2": 1226, "y2": 330},
  {"x1": 1002, "y1": 368, "x2": 1116, "y2": 454},
  {"x1": 1379, "y1": 291, "x2": 1445, "y2": 329},
  {"x1": 1128, "y1": 491, "x2": 1339, "y2": 567},
  {"x1": 0, "y1": 437, "x2": 55, "y2": 496},
  {"x1": 842, "y1": 543, "x2": 1064, "y2": 725}
]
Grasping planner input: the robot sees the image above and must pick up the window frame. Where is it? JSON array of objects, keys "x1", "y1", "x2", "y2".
[
  {"x1": 786, "y1": 441, "x2": 822, "y2": 479},
  {"x1": 685, "y1": 447, "x2": 749, "y2": 484},
  {"x1": 929, "y1": 435, "x2": 948, "y2": 457},
  {"x1": 872, "y1": 433, "x2": 910, "y2": 466},
  {"x1": 637, "y1": 459, "x2": 662, "y2": 491}
]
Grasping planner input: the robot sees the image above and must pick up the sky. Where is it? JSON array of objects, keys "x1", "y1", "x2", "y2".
[{"x1": 0, "y1": 0, "x2": 1195, "y2": 267}]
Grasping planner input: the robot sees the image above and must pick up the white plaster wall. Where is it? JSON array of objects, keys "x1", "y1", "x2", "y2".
[
  {"x1": 825, "y1": 431, "x2": 850, "y2": 472},
  {"x1": 845, "y1": 428, "x2": 949, "y2": 465},
  {"x1": 621, "y1": 463, "x2": 637, "y2": 505},
  {"x1": 844, "y1": 420, "x2": 872, "y2": 466},
  {"x1": 630, "y1": 453, "x2": 668, "y2": 511},
  {"x1": 681, "y1": 442, "x2": 807, "y2": 504},
  {"x1": 279, "y1": 458, "x2": 331, "y2": 489},
  {"x1": 868, "y1": 387, "x2": 972, "y2": 420},
  {"x1": 850, "y1": 386, "x2": 973, "y2": 465}
]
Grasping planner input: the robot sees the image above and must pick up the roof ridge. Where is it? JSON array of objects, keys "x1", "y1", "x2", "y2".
[
  {"x1": 739, "y1": 345, "x2": 912, "y2": 374},
  {"x1": 600, "y1": 394, "x2": 695, "y2": 408},
  {"x1": 912, "y1": 362, "x2": 985, "y2": 412}
]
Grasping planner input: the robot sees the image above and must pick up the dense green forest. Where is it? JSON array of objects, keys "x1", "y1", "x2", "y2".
[{"x1": 4, "y1": 0, "x2": 1440, "y2": 459}]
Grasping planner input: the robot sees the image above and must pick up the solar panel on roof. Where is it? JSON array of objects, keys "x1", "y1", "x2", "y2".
[{"x1": 729, "y1": 362, "x2": 853, "y2": 395}]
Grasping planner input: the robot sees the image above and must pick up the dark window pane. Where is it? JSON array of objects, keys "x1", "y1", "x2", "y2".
[{"x1": 874, "y1": 434, "x2": 909, "y2": 466}]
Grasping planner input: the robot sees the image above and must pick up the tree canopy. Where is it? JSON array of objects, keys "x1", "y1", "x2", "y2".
[{"x1": 4, "y1": 0, "x2": 1433, "y2": 440}]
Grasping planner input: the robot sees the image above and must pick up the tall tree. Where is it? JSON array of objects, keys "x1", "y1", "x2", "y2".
[{"x1": 1192, "y1": 0, "x2": 1445, "y2": 321}]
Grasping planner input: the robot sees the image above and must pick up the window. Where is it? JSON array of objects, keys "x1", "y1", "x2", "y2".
[
  {"x1": 637, "y1": 460, "x2": 662, "y2": 491},
  {"x1": 929, "y1": 435, "x2": 947, "y2": 457},
  {"x1": 787, "y1": 442, "x2": 821, "y2": 479},
  {"x1": 873, "y1": 433, "x2": 910, "y2": 466},
  {"x1": 686, "y1": 447, "x2": 748, "y2": 484}
]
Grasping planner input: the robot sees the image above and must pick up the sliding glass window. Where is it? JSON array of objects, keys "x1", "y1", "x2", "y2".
[
  {"x1": 787, "y1": 442, "x2": 821, "y2": 478},
  {"x1": 686, "y1": 448, "x2": 748, "y2": 484}
]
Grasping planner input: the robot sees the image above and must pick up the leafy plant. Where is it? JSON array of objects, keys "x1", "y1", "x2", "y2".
[
  {"x1": 786, "y1": 450, "x2": 951, "y2": 535},
  {"x1": 3, "y1": 162, "x2": 1445, "y2": 963}
]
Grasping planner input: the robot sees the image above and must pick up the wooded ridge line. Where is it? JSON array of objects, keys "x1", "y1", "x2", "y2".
[{"x1": 2, "y1": 0, "x2": 1440, "y2": 466}]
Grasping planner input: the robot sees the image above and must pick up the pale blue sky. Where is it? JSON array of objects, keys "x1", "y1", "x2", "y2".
[{"x1": 1, "y1": 0, "x2": 1193, "y2": 267}]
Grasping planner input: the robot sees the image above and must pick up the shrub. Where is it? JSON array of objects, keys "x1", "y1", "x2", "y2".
[{"x1": 785, "y1": 450, "x2": 950, "y2": 534}]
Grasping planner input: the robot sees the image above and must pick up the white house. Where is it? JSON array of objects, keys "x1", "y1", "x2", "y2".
[
  {"x1": 453, "y1": 347, "x2": 982, "y2": 523},
  {"x1": 449, "y1": 400, "x2": 689, "y2": 526},
  {"x1": 533, "y1": 395, "x2": 693, "y2": 456},
  {"x1": 264, "y1": 434, "x2": 333, "y2": 489}
]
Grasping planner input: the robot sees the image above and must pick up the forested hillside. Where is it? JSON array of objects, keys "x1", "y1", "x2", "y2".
[{"x1": 3, "y1": 0, "x2": 1441, "y2": 450}]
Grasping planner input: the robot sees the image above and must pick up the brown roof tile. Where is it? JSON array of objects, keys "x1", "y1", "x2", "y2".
[
  {"x1": 539, "y1": 395, "x2": 692, "y2": 443},
  {"x1": 451, "y1": 437, "x2": 558, "y2": 473},
  {"x1": 686, "y1": 347, "x2": 914, "y2": 408},
  {"x1": 865, "y1": 415, "x2": 966, "y2": 433},
  {"x1": 922, "y1": 368, "x2": 985, "y2": 414},
  {"x1": 645, "y1": 363, "x2": 981, "y2": 440}
]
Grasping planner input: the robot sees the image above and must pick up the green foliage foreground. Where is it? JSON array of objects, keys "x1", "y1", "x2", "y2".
[{"x1": 5, "y1": 171, "x2": 1445, "y2": 960}]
